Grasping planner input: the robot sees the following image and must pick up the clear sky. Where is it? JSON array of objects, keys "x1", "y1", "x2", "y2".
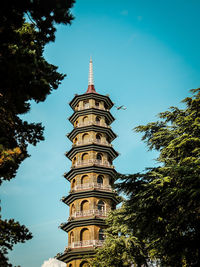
[{"x1": 1, "y1": 0, "x2": 200, "y2": 266}]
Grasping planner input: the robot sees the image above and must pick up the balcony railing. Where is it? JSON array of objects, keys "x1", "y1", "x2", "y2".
[
  {"x1": 71, "y1": 209, "x2": 108, "y2": 219},
  {"x1": 75, "y1": 121, "x2": 110, "y2": 128},
  {"x1": 72, "y1": 159, "x2": 114, "y2": 169},
  {"x1": 72, "y1": 182, "x2": 112, "y2": 192},
  {"x1": 67, "y1": 240, "x2": 104, "y2": 249},
  {"x1": 72, "y1": 139, "x2": 111, "y2": 147},
  {"x1": 75, "y1": 105, "x2": 109, "y2": 111}
]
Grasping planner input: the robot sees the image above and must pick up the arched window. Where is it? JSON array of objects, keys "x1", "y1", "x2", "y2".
[
  {"x1": 95, "y1": 116, "x2": 101, "y2": 125},
  {"x1": 96, "y1": 153, "x2": 102, "y2": 161},
  {"x1": 75, "y1": 120, "x2": 78, "y2": 127},
  {"x1": 99, "y1": 229, "x2": 104, "y2": 241},
  {"x1": 97, "y1": 175, "x2": 103, "y2": 185},
  {"x1": 83, "y1": 116, "x2": 89, "y2": 125},
  {"x1": 71, "y1": 204, "x2": 75, "y2": 215},
  {"x1": 73, "y1": 157, "x2": 77, "y2": 165},
  {"x1": 69, "y1": 263, "x2": 73, "y2": 267},
  {"x1": 80, "y1": 261, "x2": 89, "y2": 267},
  {"x1": 70, "y1": 231, "x2": 74, "y2": 244},
  {"x1": 95, "y1": 101, "x2": 100, "y2": 108},
  {"x1": 71, "y1": 179, "x2": 76, "y2": 189},
  {"x1": 80, "y1": 228, "x2": 90, "y2": 241},
  {"x1": 83, "y1": 100, "x2": 89, "y2": 109},
  {"x1": 97, "y1": 200, "x2": 105, "y2": 211},
  {"x1": 81, "y1": 200, "x2": 89, "y2": 211},
  {"x1": 81, "y1": 175, "x2": 89, "y2": 184},
  {"x1": 82, "y1": 153, "x2": 89, "y2": 161},
  {"x1": 106, "y1": 136, "x2": 111, "y2": 144},
  {"x1": 96, "y1": 133, "x2": 101, "y2": 143},
  {"x1": 74, "y1": 137, "x2": 78, "y2": 145},
  {"x1": 108, "y1": 156, "x2": 112, "y2": 166},
  {"x1": 82, "y1": 133, "x2": 89, "y2": 143}
]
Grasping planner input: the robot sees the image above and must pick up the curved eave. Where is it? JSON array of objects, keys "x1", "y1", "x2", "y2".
[
  {"x1": 69, "y1": 108, "x2": 115, "y2": 125},
  {"x1": 56, "y1": 247, "x2": 96, "y2": 263},
  {"x1": 67, "y1": 125, "x2": 117, "y2": 142},
  {"x1": 62, "y1": 190, "x2": 119, "y2": 206},
  {"x1": 66, "y1": 143, "x2": 119, "y2": 160},
  {"x1": 69, "y1": 93, "x2": 114, "y2": 110},
  {"x1": 64, "y1": 165, "x2": 117, "y2": 181},
  {"x1": 59, "y1": 218, "x2": 107, "y2": 232}
]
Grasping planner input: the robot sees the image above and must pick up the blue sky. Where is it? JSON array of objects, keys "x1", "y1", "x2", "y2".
[{"x1": 1, "y1": 0, "x2": 200, "y2": 266}]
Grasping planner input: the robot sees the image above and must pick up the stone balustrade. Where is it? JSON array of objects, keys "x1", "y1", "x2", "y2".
[
  {"x1": 75, "y1": 105, "x2": 109, "y2": 111},
  {"x1": 75, "y1": 121, "x2": 110, "y2": 128},
  {"x1": 72, "y1": 182, "x2": 112, "y2": 192},
  {"x1": 72, "y1": 159, "x2": 114, "y2": 169},
  {"x1": 67, "y1": 239, "x2": 104, "y2": 249},
  {"x1": 72, "y1": 139, "x2": 111, "y2": 147},
  {"x1": 71, "y1": 209, "x2": 108, "y2": 218}
]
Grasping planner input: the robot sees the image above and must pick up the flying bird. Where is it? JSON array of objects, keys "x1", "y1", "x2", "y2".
[{"x1": 114, "y1": 105, "x2": 127, "y2": 110}]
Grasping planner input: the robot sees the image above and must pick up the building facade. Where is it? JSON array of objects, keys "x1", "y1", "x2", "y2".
[{"x1": 56, "y1": 59, "x2": 119, "y2": 267}]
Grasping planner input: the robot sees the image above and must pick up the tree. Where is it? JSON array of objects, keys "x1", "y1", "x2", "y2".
[
  {"x1": 92, "y1": 88, "x2": 200, "y2": 267},
  {"x1": 0, "y1": 218, "x2": 32, "y2": 267},
  {"x1": 0, "y1": 1, "x2": 75, "y2": 265},
  {"x1": 91, "y1": 205, "x2": 149, "y2": 267}
]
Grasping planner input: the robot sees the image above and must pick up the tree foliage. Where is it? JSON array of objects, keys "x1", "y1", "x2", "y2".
[
  {"x1": 91, "y1": 205, "x2": 149, "y2": 267},
  {"x1": 0, "y1": 216, "x2": 32, "y2": 267},
  {"x1": 0, "y1": 0, "x2": 75, "y2": 183},
  {"x1": 93, "y1": 88, "x2": 200, "y2": 267},
  {"x1": 0, "y1": 0, "x2": 75, "y2": 265}
]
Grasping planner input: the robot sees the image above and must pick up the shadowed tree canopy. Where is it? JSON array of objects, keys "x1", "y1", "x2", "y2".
[
  {"x1": 92, "y1": 88, "x2": 200, "y2": 267},
  {"x1": 0, "y1": 0, "x2": 75, "y2": 265},
  {"x1": 0, "y1": 0, "x2": 75, "y2": 183}
]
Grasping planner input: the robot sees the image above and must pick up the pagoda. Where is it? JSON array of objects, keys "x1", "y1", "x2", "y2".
[{"x1": 56, "y1": 59, "x2": 119, "y2": 267}]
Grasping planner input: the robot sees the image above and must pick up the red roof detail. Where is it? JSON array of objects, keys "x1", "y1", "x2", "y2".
[{"x1": 86, "y1": 84, "x2": 98, "y2": 94}]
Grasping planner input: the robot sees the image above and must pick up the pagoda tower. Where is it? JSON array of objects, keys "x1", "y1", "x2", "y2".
[{"x1": 56, "y1": 59, "x2": 119, "y2": 267}]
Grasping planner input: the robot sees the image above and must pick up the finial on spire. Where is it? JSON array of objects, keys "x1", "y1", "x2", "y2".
[
  {"x1": 88, "y1": 57, "x2": 94, "y2": 85},
  {"x1": 86, "y1": 57, "x2": 97, "y2": 94}
]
